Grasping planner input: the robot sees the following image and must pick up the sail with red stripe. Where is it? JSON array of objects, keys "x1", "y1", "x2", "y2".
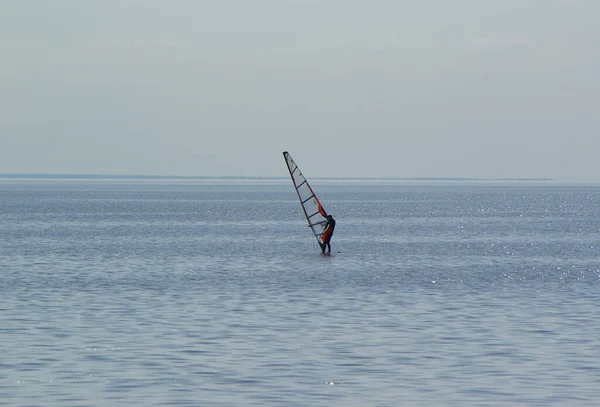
[{"x1": 283, "y1": 151, "x2": 329, "y2": 247}]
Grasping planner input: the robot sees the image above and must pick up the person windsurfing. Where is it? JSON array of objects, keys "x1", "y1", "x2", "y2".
[{"x1": 320, "y1": 213, "x2": 336, "y2": 254}]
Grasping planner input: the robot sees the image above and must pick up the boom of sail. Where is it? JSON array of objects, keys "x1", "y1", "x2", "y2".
[{"x1": 283, "y1": 151, "x2": 329, "y2": 247}]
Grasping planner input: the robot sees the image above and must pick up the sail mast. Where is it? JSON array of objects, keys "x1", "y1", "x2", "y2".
[{"x1": 283, "y1": 151, "x2": 329, "y2": 246}]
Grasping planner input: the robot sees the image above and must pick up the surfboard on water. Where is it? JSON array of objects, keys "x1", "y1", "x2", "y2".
[{"x1": 283, "y1": 151, "x2": 329, "y2": 251}]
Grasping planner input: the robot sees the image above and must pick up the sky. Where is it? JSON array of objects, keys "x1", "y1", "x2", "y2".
[{"x1": 1, "y1": 0, "x2": 598, "y2": 181}]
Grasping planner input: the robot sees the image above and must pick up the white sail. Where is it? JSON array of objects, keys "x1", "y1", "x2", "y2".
[{"x1": 283, "y1": 151, "x2": 329, "y2": 246}]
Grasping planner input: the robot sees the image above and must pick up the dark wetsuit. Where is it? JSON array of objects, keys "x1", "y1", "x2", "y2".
[{"x1": 321, "y1": 215, "x2": 336, "y2": 253}]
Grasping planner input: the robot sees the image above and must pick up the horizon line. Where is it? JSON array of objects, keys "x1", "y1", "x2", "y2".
[{"x1": 0, "y1": 173, "x2": 556, "y2": 182}]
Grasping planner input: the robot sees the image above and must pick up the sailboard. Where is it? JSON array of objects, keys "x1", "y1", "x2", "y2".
[{"x1": 283, "y1": 151, "x2": 329, "y2": 249}]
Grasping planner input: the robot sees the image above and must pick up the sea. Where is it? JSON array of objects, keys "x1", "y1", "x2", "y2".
[{"x1": 1, "y1": 177, "x2": 599, "y2": 407}]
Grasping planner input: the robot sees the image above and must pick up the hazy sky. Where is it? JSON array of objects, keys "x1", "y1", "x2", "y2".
[{"x1": 1, "y1": 0, "x2": 598, "y2": 180}]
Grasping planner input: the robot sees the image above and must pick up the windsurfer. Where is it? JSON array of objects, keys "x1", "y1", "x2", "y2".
[{"x1": 321, "y1": 214, "x2": 336, "y2": 254}]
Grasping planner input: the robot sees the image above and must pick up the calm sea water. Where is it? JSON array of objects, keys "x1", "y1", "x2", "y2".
[{"x1": 1, "y1": 178, "x2": 600, "y2": 406}]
